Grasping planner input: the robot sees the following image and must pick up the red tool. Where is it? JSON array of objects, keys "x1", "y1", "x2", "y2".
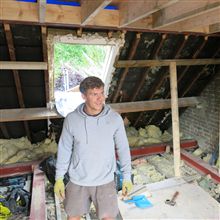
[{"x1": 165, "y1": 191, "x2": 179, "y2": 206}]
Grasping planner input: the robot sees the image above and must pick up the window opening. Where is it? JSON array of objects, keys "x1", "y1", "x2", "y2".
[{"x1": 48, "y1": 31, "x2": 124, "y2": 117}]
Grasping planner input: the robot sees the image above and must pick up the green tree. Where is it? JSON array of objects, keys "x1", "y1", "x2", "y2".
[{"x1": 54, "y1": 43, "x2": 107, "y2": 79}]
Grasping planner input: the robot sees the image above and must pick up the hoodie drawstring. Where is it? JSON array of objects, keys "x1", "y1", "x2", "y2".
[
  {"x1": 97, "y1": 118, "x2": 100, "y2": 126},
  {"x1": 84, "y1": 118, "x2": 88, "y2": 144}
]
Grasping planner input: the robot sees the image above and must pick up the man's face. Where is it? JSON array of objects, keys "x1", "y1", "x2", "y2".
[{"x1": 82, "y1": 86, "x2": 105, "y2": 115}]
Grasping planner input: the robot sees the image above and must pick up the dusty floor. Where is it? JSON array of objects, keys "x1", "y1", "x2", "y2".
[{"x1": 45, "y1": 152, "x2": 220, "y2": 219}]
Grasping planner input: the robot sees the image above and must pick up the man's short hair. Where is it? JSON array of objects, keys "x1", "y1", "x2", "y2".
[{"x1": 79, "y1": 76, "x2": 104, "y2": 94}]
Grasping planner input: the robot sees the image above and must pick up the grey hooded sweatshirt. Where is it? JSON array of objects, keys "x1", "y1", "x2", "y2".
[{"x1": 56, "y1": 103, "x2": 131, "y2": 186}]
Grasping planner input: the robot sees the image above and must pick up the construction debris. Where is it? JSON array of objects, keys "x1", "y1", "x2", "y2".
[{"x1": 131, "y1": 153, "x2": 220, "y2": 203}]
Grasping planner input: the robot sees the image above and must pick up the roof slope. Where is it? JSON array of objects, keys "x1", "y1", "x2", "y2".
[{"x1": 0, "y1": 24, "x2": 220, "y2": 141}]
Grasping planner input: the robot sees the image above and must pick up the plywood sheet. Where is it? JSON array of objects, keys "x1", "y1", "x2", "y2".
[{"x1": 118, "y1": 181, "x2": 219, "y2": 219}]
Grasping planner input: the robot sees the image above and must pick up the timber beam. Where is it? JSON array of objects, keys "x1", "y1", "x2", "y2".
[
  {"x1": 115, "y1": 59, "x2": 220, "y2": 68},
  {"x1": 0, "y1": 61, "x2": 47, "y2": 70},
  {"x1": 29, "y1": 166, "x2": 46, "y2": 220},
  {"x1": 0, "y1": 97, "x2": 200, "y2": 122}
]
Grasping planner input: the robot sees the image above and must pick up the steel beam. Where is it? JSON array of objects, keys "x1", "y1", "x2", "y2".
[
  {"x1": 181, "y1": 150, "x2": 220, "y2": 183},
  {"x1": 130, "y1": 139, "x2": 197, "y2": 157}
]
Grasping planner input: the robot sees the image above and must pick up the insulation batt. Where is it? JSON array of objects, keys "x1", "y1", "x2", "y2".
[
  {"x1": 126, "y1": 125, "x2": 172, "y2": 147},
  {"x1": 0, "y1": 137, "x2": 57, "y2": 164}
]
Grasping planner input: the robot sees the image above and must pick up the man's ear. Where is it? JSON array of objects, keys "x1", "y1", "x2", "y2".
[{"x1": 81, "y1": 93, "x2": 86, "y2": 100}]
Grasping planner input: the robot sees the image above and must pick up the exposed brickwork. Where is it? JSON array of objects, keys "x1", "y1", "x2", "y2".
[{"x1": 180, "y1": 70, "x2": 220, "y2": 150}]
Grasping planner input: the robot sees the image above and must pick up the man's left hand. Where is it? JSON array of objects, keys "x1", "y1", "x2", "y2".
[{"x1": 122, "y1": 180, "x2": 133, "y2": 196}]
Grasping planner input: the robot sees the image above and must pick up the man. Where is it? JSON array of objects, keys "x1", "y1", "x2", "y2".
[{"x1": 54, "y1": 76, "x2": 132, "y2": 220}]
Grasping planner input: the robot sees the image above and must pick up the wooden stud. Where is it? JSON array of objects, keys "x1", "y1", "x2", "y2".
[{"x1": 169, "y1": 61, "x2": 181, "y2": 177}]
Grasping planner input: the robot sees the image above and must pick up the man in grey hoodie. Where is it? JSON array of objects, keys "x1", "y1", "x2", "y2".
[{"x1": 54, "y1": 76, "x2": 132, "y2": 220}]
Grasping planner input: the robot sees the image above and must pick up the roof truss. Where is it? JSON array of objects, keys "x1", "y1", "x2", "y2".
[{"x1": 1, "y1": 0, "x2": 220, "y2": 34}]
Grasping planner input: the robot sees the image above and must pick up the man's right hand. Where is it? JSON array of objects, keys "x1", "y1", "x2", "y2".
[{"x1": 54, "y1": 178, "x2": 65, "y2": 201}]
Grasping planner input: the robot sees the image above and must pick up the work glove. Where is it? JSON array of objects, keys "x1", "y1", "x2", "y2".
[
  {"x1": 122, "y1": 180, "x2": 133, "y2": 196},
  {"x1": 54, "y1": 178, "x2": 65, "y2": 201}
]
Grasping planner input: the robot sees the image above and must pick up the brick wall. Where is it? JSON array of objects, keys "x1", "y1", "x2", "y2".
[{"x1": 180, "y1": 69, "x2": 220, "y2": 150}]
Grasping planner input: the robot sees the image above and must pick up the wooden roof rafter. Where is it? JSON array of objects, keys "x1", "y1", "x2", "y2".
[
  {"x1": 147, "y1": 36, "x2": 209, "y2": 126},
  {"x1": 3, "y1": 23, "x2": 31, "y2": 140},
  {"x1": 181, "y1": 45, "x2": 220, "y2": 98},
  {"x1": 111, "y1": 32, "x2": 142, "y2": 103},
  {"x1": 130, "y1": 33, "x2": 167, "y2": 102},
  {"x1": 176, "y1": 36, "x2": 208, "y2": 85},
  {"x1": 159, "y1": 45, "x2": 220, "y2": 129},
  {"x1": 133, "y1": 34, "x2": 190, "y2": 127}
]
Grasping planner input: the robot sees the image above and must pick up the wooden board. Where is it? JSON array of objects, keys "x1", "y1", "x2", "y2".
[{"x1": 118, "y1": 180, "x2": 219, "y2": 219}]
